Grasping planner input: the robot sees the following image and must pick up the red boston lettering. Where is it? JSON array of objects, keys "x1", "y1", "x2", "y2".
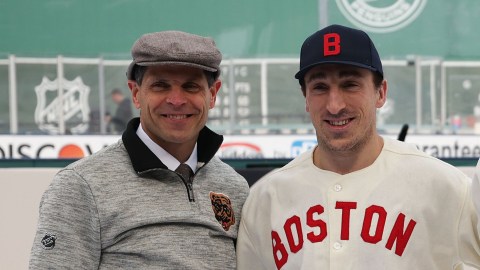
[
  {"x1": 272, "y1": 230, "x2": 288, "y2": 269},
  {"x1": 270, "y1": 202, "x2": 417, "y2": 268},
  {"x1": 284, "y1": 215, "x2": 304, "y2": 253},
  {"x1": 361, "y1": 205, "x2": 387, "y2": 244},
  {"x1": 306, "y1": 205, "x2": 327, "y2": 243},
  {"x1": 336, "y1": 201, "x2": 357, "y2": 240},
  {"x1": 385, "y1": 213, "x2": 417, "y2": 256}
]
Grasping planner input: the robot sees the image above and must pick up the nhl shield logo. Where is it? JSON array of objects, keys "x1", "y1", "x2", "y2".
[
  {"x1": 41, "y1": 233, "x2": 56, "y2": 250},
  {"x1": 210, "y1": 192, "x2": 236, "y2": 231},
  {"x1": 34, "y1": 76, "x2": 91, "y2": 134}
]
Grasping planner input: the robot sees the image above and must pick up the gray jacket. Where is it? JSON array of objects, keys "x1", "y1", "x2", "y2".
[{"x1": 29, "y1": 118, "x2": 250, "y2": 269}]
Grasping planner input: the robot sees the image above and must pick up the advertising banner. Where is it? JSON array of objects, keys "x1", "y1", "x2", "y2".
[{"x1": 1, "y1": 134, "x2": 480, "y2": 160}]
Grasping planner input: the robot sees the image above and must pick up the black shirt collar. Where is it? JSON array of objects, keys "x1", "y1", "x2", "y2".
[{"x1": 122, "y1": 118, "x2": 223, "y2": 173}]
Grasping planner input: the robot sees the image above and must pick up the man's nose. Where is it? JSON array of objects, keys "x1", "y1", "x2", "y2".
[
  {"x1": 166, "y1": 87, "x2": 187, "y2": 106},
  {"x1": 326, "y1": 88, "x2": 346, "y2": 114}
]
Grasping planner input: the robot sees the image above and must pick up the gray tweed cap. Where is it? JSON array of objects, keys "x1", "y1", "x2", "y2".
[{"x1": 127, "y1": 31, "x2": 222, "y2": 80}]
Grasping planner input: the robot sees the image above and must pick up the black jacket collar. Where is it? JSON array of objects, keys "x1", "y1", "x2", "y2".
[{"x1": 122, "y1": 118, "x2": 223, "y2": 173}]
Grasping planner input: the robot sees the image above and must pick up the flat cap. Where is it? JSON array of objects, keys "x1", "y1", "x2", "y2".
[{"x1": 127, "y1": 31, "x2": 222, "y2": 80}]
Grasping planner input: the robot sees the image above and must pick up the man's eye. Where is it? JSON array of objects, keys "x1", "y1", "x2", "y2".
[
  {"x1": 152, "y1": 82, "x2": 169, "y2": 89},
  {"x1": 183, "y1": 83, "x2": 200, "y2": 91},
  {"x1": 342, "y1": 82, "x2": 359, "y2": 89},
  {"x1": 311, "y1": 84, "x2": 328, "y2": 91}
]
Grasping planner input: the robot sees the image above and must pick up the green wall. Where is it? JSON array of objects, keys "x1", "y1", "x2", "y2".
[{"x1": 1, "y1": 0, "x2": 479, "y2": 60}]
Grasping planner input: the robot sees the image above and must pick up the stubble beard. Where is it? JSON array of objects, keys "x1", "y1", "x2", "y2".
[{"x1": 316, "y1": 121, "x2": 375, "y2": 154}]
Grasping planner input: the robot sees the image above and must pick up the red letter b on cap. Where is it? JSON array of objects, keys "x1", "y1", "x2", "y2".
[{"x1": 324, "y1": 33, "x2": 340, "y2": 56}]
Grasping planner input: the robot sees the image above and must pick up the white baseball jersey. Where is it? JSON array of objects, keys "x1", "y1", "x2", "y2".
[{"x1": 236, "y1": 137, "x2": 480, "y2": 269}]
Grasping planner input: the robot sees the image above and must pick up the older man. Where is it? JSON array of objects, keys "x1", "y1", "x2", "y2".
[{"x1": 29, "y1": 31, "x2": 249, "y2": 269}]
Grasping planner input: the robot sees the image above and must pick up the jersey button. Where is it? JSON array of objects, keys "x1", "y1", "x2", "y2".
[
  {"x1": 333, "y1": 242, "x2": 342, "y2": 250},
  {"x1": 334, "y1": 184, "x2": 342, "y2": 192}
]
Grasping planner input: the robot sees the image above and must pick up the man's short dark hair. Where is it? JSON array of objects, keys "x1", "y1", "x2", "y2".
[{"x1": 299, "y1": 70, "x2": 383, "y2": 97}]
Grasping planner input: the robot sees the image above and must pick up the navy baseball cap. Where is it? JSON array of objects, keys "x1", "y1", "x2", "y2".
[{"x1": 295, "y1": 24, "x2": 383, "y2": 81}]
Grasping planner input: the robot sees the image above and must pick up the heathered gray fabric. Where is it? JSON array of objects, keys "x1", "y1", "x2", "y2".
[
  {"x1": 126, "y1": 31, "x2": 222, "y2": 80},
  {"x1": 29, "y1": 139, "x2": 249, "y2": 269}
]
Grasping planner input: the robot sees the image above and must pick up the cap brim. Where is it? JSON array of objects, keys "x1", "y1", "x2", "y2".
[
  {"x1": 295, "y1": 61, "x2": 381, "y2": 80},
  {"x1": 126, "y1": 61, "x2": 220, "y2": 80}
]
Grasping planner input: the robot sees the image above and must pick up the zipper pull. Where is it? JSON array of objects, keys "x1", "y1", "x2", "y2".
[
  {"x1": 175, "y1": 164, "x2": 195, "y2": 202},
  {"x1": 186, "y1": 182, "x2": 195, "y2": 202}
]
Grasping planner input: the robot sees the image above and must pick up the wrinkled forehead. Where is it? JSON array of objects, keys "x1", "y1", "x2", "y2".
[{"x1": 144, "y1": 65, "x2": 207, "y2": 79}]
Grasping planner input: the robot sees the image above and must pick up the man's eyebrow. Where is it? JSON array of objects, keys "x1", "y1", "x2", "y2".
[
  {"x1": 306, "y1": 68, "x2": 362, "y2": 83},
  {"x1": 338, "y1": 69, "x2": 362, "y2": 78},
  {"x1": 148, "y1": 73, "x2": 203, "y2": 82},
  {"x1": 306, "y1": 72, "x2": 326, "y2": 83}
]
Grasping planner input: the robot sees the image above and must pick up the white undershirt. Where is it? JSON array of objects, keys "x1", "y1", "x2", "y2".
[{"x1": 136, "y1": 123, "x2": 198, "y2": 172}]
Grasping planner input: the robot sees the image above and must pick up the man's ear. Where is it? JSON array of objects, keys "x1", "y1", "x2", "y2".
[
  {"x1": 128, "y1": 80, "x2": 141, "y2": 109},
  {"x1": 209, "y1": 80, "x2": 222, "y2": 109},
  {"x1": 376, "y1": 80, "x2": 388, "y2": 109}
]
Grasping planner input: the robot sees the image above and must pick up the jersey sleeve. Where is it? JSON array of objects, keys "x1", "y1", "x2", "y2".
[
  {"x1": 29, "y1": 169, "x2": 101, "y2": 269},
  {"x1": 236, "y1": 210, "x2": 267, "y2": 270},
  {"x1": 236, "y1": 181, "x2": 277, "y2": 270},
  {"x1": 472, "y1": 160, "x2": 480, "y2": 228},
  {"x1": 457, "y1": 162, "x2": 480, "y2": 267}
]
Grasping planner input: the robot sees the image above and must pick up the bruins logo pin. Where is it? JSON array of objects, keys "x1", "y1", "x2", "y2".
[{"x1": 210, "y1": 192, "x2": 235, "y2": 231}]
